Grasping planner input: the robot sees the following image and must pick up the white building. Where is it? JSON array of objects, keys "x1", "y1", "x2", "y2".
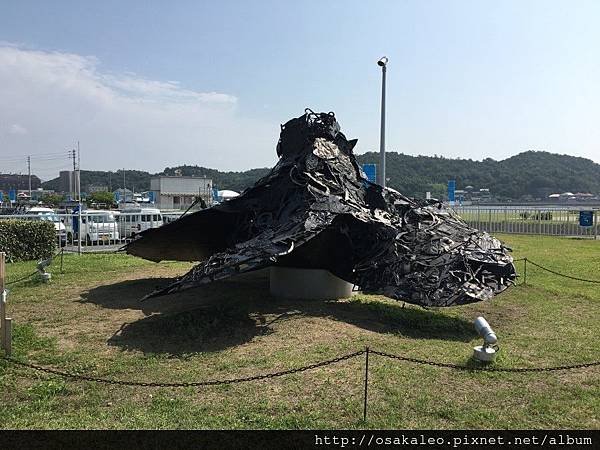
[{"x1": 150, "y1": 175, "x2": 213, "y2": 209}]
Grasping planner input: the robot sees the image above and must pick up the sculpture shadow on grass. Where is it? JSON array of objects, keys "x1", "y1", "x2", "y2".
[{"x1": 80, "y1": 271, "x2": 477, "y2": 356}]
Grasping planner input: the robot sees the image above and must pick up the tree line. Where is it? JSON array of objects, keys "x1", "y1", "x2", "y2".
[{"x1": 40, "y1": 150, "x2": 600, "y2": 200}]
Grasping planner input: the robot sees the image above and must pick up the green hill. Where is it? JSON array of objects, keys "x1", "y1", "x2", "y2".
[
  {"x1": 356, "y1": 150, "x2": 600, "y2": 199},
  {"x1": 161, "y1": 165, "x2": 270, "y2": 192},
  {"x1": 42, "y1": 169, "x2": 152, "y2": 193},
  {"x1": 41, "y1": 151, "x2": 600, "y2": 200}
]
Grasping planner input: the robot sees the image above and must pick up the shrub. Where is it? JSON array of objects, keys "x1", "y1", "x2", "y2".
[{"x1": 0, "y1": 220, "x2": 56, "y2": 262}]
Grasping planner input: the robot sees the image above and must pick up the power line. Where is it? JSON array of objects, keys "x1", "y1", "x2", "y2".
[{"x1": 0, "y1": 151, "x2": 70, "y2": 162}]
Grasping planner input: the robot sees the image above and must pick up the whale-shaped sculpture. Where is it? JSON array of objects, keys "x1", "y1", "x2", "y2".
[{"x1": 126, "y1": 109, "x2": 516, "y2": 306}]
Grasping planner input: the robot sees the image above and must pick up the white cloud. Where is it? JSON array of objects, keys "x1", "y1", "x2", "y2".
[{"x1": 0, "y1": 45, "x2": 277, "y2": 176}]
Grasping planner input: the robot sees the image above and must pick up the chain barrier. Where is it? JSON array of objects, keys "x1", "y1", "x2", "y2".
[
  {"x1": 524, "y1": 258, "x2": 600, "y2": 284},
  {"x1": 369, "y1": 349, "x2": 600, "y2": 372},
  {"x1": 6, "y1": 254, "x2": 597, "y2": 286},
  {"x1": 3, "y1": 254, "x2": 599, "y2": 384},
  {"x1": 5, "y1": 247, "x2": 122, "y2": 286},
  {"x1": 2, "y1": 347, "x2": 599, "y2": 387},
  {"x1": 5, "y1": 271, "x2": 38, "y2": 286},
  {"x1": 5, "y1": 248, "x2": 65, "y2": 286},
  {"x1": 0, "y1": 350, "x2": 365, "y2": 387}
]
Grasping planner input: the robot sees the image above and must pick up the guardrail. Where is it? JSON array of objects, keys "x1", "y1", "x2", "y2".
[{"x1": 453, "y1": 206, "x2": 599, "y2": 238}]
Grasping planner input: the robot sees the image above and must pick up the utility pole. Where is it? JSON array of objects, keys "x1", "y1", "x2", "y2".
[
  {"x1": 71, "y1": 149, "x2": 77, "y2": 201},
  {"x1": 27, "y1": 156, "x2": 32, "y2": 199},
  {"x1": 76, "y1": 142, "x2": 82, "y2": 255},
  {"x1": 77, "y1": 141, "x2": 81, "y2": 202}
]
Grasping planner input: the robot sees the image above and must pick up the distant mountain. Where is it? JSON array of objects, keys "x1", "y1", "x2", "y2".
[
  {"x1": 161, "y1": 165, "x2": 270, "y2": 192},
  {"x1": 41, "y1": 151, "x2": 600, "y2": 200},
  {"x1": 42, "y1": 170, "x2": 152, "y2": 193},
  {"x1": 41, "y1": 166, "x2": 271, "y2": 195},
  {"x1": 356, "y1": 150, "x2": 600, "y2": 199},
  {"x1": 1, "y1": 174, "x2": 42, "y2": 191}
]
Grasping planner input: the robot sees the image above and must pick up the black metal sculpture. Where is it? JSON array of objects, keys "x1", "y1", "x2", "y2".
[{"x1": 127, "y1": 110, "x2": 516, "y2": 306}]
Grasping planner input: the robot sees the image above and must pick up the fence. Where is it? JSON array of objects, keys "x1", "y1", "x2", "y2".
[
  {"x1": 0, "y1": 211, "x2": 184, "y2": 253},
  {"x1": 2, "y1": 208, "x2": 598, "y2": 253},
  {"x1": 453, "y1": 206, "x2": 599, "y2": 238}
]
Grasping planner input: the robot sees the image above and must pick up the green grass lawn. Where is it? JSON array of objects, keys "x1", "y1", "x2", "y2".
[{"x1": 1, "y1": 234, "x2": 599, "y2": 429}]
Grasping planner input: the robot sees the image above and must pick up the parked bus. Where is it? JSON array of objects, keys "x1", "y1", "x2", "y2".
[{"x1": 117, "y1": 207, "x2": 163, "y2": 239}]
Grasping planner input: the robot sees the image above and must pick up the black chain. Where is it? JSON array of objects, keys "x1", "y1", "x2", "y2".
[
  {"x1": 5, "y1": 248, "x2": 66, "y2": 286},
  {"x1": 1, "y1": 350, "x2": 365, "y2": 387},
  {"x1": 3, "y1": 347, "x2": 599, "y2": 388},
  {"x1": 525, "y1": 258, "x2": 600, "y2": 284},
  {"x1": 370, "y1": 349, "x2": 600, "y2": 372},
  {"x1": 5, "y1": 271, "x2": 38, "y2": 286}
]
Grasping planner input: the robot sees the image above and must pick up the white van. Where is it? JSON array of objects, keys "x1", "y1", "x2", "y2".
[
  {"x1": 27, "y1": 207, "x2": 67, "y2": 247},
  {"x1": 118, "y1": 207, "x2": 163, "y2": 239},
  {"x1": 70, "y1": 210, "x2": 120, "y2": 245},
  {"x1": 67, "y1": 210, "x2": 120, "y2": 245}
]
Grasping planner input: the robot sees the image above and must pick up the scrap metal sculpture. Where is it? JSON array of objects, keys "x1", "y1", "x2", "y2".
[{"x1": 127, "y1": 110, "x2": 516, "y2": 306}]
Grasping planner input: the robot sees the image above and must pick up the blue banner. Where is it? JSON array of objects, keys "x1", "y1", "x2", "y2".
[
  {"x1": 8, "y1": 189, "x2": 16, "y2": 202},
  {"x1": 362, "y1": 164, "x2": 377, "y2": 183},
  {"x1": 447, "y1": 180, "x2": 456, "y2": 203},
  {"x1": 579, "y1": 210, "x2": 594, "y2": 227},
  {"x1": 148, "y1": 191, "x2": 155, "y2": 203}
]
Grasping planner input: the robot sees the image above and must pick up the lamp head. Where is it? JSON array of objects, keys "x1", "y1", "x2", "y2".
[
  {"x1": 473, "y1": 316, "x2": 499, "y2": 362},
  {"x1": 474, "y1": 316, "x2": 497, "y2": 345},
  {"x1": 36, "y1": 256, "x2": 53, "y2": 274},
  {"x1": 377, "y1": 56, "x2": 388, "y2": 67}
]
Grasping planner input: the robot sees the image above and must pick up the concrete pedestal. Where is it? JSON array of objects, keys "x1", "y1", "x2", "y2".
[{"x1": 269, "y1": 267, "x2": 354, "y2": 300}]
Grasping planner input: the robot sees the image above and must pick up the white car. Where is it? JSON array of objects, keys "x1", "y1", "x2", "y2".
[{"x1": 27, "y1": 207, "x2": 67, "y2": 247}]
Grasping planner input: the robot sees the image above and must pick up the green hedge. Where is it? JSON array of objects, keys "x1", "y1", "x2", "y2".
[{"x1": 0, "y1": 220, "x2": 56, "y2": 262}]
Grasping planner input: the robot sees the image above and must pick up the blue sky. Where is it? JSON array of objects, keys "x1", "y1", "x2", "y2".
[{"x1": 1, "y1": 1, "x2": 599, "y2": 177}]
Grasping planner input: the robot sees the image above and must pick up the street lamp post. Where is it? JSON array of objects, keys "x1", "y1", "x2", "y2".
[{"x1": 377, "y1": 56, "x2": 388, "y2": 188}]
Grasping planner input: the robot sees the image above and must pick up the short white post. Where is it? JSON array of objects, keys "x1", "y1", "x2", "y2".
[
  {"x1": 0, "y1": 252, "x2": 9, "y2": 355},
  {"x1": 0, "y1": 289, "x2": 5, "y2": 352},
  {"x1": 4, "y1": 318, "x2": 11, "y2": 356}
]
